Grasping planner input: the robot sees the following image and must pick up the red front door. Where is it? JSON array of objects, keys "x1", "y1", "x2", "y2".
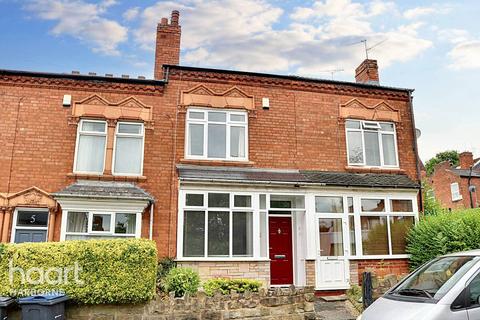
[{"x1": 269, "y1": 216, "x2": 294, "y2": 285}]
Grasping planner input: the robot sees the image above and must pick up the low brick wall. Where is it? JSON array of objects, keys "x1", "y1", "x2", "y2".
[
  {"x1": 8, "y1": 287, "x2": 316, "y2": 320},
  {"x1": 179, "y1": 261, "x2": 271, "y2": 287},
  {"x1": 372, "y1": 273, "x2": 406, "y2": 299}
]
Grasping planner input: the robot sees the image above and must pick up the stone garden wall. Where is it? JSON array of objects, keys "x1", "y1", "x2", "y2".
[{"x1": 9, "y1": 286, "x2": 316, "y2": 320}]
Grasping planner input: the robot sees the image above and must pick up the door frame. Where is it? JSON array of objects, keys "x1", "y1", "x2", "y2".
[
  {"x1": 10, "y1": 207, "x2": 49, "y2": 243},
  {"x1": 314, "y1": 197, "x2": 351, "y2": 290},
  {"x1": 268, "y1": 214, "x2": 295, "y2": 286}
]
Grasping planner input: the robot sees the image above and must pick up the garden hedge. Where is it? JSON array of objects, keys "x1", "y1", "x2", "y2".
[
  {"x1": 0, "y1": 239, "x2": 157, "y2": 304},
  {"x1": 407, "y1": 209, "x2": 480, "y2": 270}
]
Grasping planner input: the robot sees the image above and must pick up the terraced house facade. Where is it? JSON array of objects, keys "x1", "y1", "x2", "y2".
[{"x1": 0, "y1": 11, "x2": 421, "y2": 292}]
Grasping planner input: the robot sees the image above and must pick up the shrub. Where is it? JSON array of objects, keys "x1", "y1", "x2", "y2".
[
  {"x1": 203, "y1": 278, "x2": 262, "y2": 296},
  {"x1": 163, "y1": 267, "x2": 200, "y2": 297},
  {"x1": 407, "y1": 209, "x2": 480, "y2": 269},
  {"x1": 0, "y1": 239, "x2": 157, "y2": 304},
  {"x1": 157, "y1": 257, "x2": 176, "y2": 291}
]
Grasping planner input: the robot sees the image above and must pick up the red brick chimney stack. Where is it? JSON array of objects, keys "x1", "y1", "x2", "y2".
[
  {"x1": 355, "y1": 59, "x2": 379, "y2": 84},
  {"x1": 154, "y1": 10, "x2": 181, "y2": 80},
  {"x1": 459, "y1": 151, "x2": 474, "y2": 169}
]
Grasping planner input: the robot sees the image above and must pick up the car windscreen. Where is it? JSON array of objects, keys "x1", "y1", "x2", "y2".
[{"x1": 389, "y1": 256, "x2": 478, "y2": 301}]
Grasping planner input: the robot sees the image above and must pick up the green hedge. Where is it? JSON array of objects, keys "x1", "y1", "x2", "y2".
[
  {"x1": 407, "y1": 209, "x2": 480, "y2": 269},
  {"x1": 163, "y1": 267, "x2": 200, "y2": 297},
  {"x1": 0, "y1": 239, "x2": 157, "y2": 304},
  {"x1": 203, "y1": 278, "x2": 262, "y2": 296}
]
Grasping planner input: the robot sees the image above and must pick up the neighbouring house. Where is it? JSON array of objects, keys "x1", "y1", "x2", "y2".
[
  {"x1": 0, "y1": 10, "x2": 421, "y2": 292},
  {"x1": 429, "y1": 152, "x2": 480, "y2": 210}
]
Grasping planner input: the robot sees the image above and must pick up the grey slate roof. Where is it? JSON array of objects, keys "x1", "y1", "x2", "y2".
[
  {"x1": 450, "y1": 168, "x2": 480, "y2": 178},
  {"x1": 53, "y1": 180, "x2": 154, "y2": 201},
  {"x1": 177, "y1": 165, "x2": 419, "y2": 189}
]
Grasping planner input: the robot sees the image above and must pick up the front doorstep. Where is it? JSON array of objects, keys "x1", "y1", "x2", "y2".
[{"x1": 315, "y1": 289, "x2": 348, "y2": 297}]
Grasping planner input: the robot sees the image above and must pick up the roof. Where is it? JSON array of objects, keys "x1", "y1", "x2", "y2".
[
  {"x1": 177, "y1": 165, "x2": 419, "y2": 189},
  {"x1": 0, "y1": 69, "x2": 165, "y2": 86},
  {"x1": 165, "y1": 64, "x2": 414, "y2": 93},
  {"x1": 450, "y1": 168, "x2": 480, "y2": 178},
  {"x1": 52, "y1": 180, "x2": 154, "y2": 202}
]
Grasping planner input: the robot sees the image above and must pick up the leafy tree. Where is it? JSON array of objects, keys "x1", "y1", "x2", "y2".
[
  {"x1": 425, "y1": 150, "x2": 459, "y2": 176},
  {"x1": 422, "y1": 180, "x2": 443, "y2": 215}
]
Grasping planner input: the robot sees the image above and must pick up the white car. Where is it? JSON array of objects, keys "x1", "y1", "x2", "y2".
[{"x1": 358, "y1": 250, "x2": 480, "y2": 320}]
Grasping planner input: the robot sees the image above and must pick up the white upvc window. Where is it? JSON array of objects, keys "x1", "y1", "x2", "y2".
[
  {"x1": 64, "y1": 211, "x2": 141, "y2": 240},
  {"x1": 451, "y1": 183, "x2": 462, "y2": 201},
  {"x1": 112, "y1": 122, "x2": 145, "y2": 176},
  {"x1": 74, "y1": 119, "x2": 107, "y2": 174},
  {"x1": 186, "y1": 108, "x2": 248, "y2": 161},
  {"x1": 345, "y1": 119, "x2": 399, "y2": 168}
]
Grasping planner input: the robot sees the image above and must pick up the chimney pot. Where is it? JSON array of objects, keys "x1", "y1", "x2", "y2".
[
  {"x1": 160, "y1": 17, "x2": 168, "y2": 25},
  {"x1": 459, "y1": 152, "x2": 474, "y2": 169},
  {"x1": 355, "y1": 59, "x2": 379, "y2": 84},
  {"x1": 171, "y1": 10, "x2": 180, "y2": 25}
]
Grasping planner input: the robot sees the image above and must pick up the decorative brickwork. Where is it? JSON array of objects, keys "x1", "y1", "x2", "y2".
[{"x1": 305, "y1": 260, "x2": 316, "y2": 287}]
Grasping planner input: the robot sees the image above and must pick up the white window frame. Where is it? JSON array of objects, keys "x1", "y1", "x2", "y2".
[
  {"x1": 112, "y1": 122, "x2": 145, "y2": 176},
  {"x1": 451, "y1": 182, "x2": 463, "y2": 201},
  {"x1": 11, "y1": 208, "x2": 49, "y2": 243},
  {"x1": 73, "y1": 119, "x2": 108, "y2": 174},
  {"x1": 185, "y1": 108, "x2": 249, "y2": 161},
  {"x1": 345, "y1": 119, "x2": 399, "y2": 168}
]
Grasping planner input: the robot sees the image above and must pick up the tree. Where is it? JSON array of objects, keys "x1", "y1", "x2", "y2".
[
  {"x1": 422, "y1": 180, "x2": 443, "y2": 215},
  {"x1": 425, "y1": 150, "x2": 459, "y2": 176}
]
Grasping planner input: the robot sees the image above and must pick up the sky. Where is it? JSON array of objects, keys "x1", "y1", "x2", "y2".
[{"x1": 0, "y1": 0, "x2": 479, "y2": 162}]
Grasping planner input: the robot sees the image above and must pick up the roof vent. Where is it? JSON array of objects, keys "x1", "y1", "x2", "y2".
[
  {"x1": 121, "y1": 74, "x2": 129, "y2": 79},
  {"x1": 138, "y1": 76, "x2": 146, "y2": 80}
]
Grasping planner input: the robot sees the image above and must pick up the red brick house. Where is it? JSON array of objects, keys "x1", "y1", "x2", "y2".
[
  {"x1": 429, "y1": 152, "x2": 480, "y2": 210},
  {"x1": 0, "y1": 11, "x2": 421, "y2": 291}
]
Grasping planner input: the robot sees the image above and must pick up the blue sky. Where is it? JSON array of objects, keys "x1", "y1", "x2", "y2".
[{"x1": 1, "y1": 0, "x2": 479, "y2": 162}]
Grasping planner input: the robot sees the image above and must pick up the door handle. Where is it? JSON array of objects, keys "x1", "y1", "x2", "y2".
[{"x1": 274, "y1": 254, "x2": 286, "y2": 259}]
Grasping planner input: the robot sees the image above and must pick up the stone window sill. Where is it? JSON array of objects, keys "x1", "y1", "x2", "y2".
[
  {"x1": 179, "y1": 158, "x2": 255, "y2": 167},
  {"x1": 67, "y1": 173, "x2": 147, "y2": 182}
]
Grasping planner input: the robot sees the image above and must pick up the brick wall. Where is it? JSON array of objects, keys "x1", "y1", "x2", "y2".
[
  {"x1": 305, "y1": 260, "x2": 316, "y2": 287},
  {"x1": 352, "y1": 259, "x2": 410, "y2": 285},
  {"x1": 179, "y1": 261, "x2": 270, "y2": 287}
]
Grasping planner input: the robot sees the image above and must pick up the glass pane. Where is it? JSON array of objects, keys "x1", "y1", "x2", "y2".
[
  {"x1": 118, "y1": 123, "x2": 142, "y2": 134},
  {"x1": 67, "y1": 212, "x2": 88, "y2": 233},
  {"x1": 230, "y1": 114, "x2": 246, "y2": 122},
  {"x1": 208, "y1": 124, "x2": 226, "y2": 158},
  {"x1": 76, "y1": 135, "x2": 106, "y2": 172},
  {"x1": 189, "y1": 111, "x2": 204, "y2": 119},
  {"x1": 208, "y1": 211, "x2": 229, "y2": 256},
  {"x1": 382, "y1": 134, "x2": 397, "y2": 166},
  {"x1": 318, "y1": 218, "x2": 344, "y2": 256},
  {"x1": 390, "y1": 199, "x2": 414, "y2": 212},
  {"x1": 346, "y1": 120, "x2": 361, "y2": 129},
  {"x1": 189, "y1": 123, "x2": 204, "y2": 156},
  {"x1": 114, "y1": 137, "x2": 142, "y2": 174},
  {"x1": 259, "y1": 211, "x2": 268, "y2": 257},
  {"x1": 361, "y1": 199, "x2": 385, "y2": 212},
  {"x1": 208, "y1": 111, "x2": 227, "y2": 122},
  {"x1": 183, "y1": 211, "x2": 205, "y2": 257},
  {"x1": 234, "y1": 195, "x2": 251, "y2": 207},
  {"x1": 92, "y1": 214, "x2": 111, "y2": 232},
  {"x1": 82, "y1": 121, "x2": 106, "y2": 132},
  {"x1": 315, "y1": 196, "x2": 344, "y2": 213},
  {"x1": 390, "y1": 216, "x2": 414, "y2": 254},
  {"x1": 186, "y1": 194, "x2": 204, "y2": 206},
  {"x1": 361, "y1": 216, "x2": 388, "y2": 255},
  {"x1": 230, "y1": 126, "x2": 246, "y2": 158},
  {"x1": 17, "y1": 211, "x2": 48, "y2": 227},
  {"x1": 347, "y1": 197, "x2": 354, "y2": 213},
  {"x1": 208, "y1": 193, "x2": 229, "y2": 207},
  {"x1": 469, "y1": 273, "x2": 480, "y2": 307},
  {"x1": 364, "y1": 131, "x2": 381, "y2": 166},
  {"x1": 380, "y1": 123, "x2": 394, "y2": 132},
  {"x1": 270, "y1": 195, "x2": 305, "y2": 209},
  {"x1": 115, "y1": 213, "x2": 136, "y2": 234},
  {"x1": 260, "y1": 194, "x2": 266, "y2": 210},
  {"x1": 347, "y1": 131, "x2": 364, "y2": 164},
  {"x1": 349, "y1": 216, "x2": 356, "y2": 255},
  {"x1": 233, "y1": 212, "x2": 253, "y2": 256}
]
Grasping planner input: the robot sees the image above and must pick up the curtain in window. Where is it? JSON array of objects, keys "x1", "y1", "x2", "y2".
[
  {"x1": 114, "y1": 136, "x2": 142, "y2": 174},
  {"x1": 230, "y1": 126, "x2": 245, "y2": 158},
  {"x1": 347, "y1": 131, "x2": 364, "y2": 164},
  {"x1": 233, "y1": 212, "x2": 253, "y2": 256},
  {"x1": 208, "y1": 124, "x2": 226, "y2": 158},
  {"x1": 364, "y1": 131, "x2": 381, "y2": 166},
  {"x1": 67, "y1": 212, "x2": 88, "y2": 233},
  {"x1": 382, "y1": 134, "x2": 397, "y2": 166},
  {"x1": 115, "y1": 213, "x2": 136, "y2": 234},
  {"x1": 76, "y1": 135, "x2": 106, "y2": 172}
]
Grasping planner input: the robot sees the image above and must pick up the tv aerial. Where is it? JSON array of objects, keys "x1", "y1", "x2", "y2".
[
  {"x1": 318, "y1": 68, "x2": 345, "y2": 80},
  {"x1": 348, "y1": 38, "x2": 387, "y2": 59}
]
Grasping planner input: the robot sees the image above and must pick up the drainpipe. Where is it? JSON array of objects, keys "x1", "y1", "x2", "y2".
[
  {"x1": 408, "y1": 91, "x2": 423, "y2": 212},
  {"x1": 149, "y1": 202, "x2": 154, "y2": 240}
]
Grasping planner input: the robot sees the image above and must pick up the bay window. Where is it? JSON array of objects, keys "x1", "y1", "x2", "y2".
[
  {"x1": 186, "y1": 109, "x2": 248, "y2": 161},
  {"x1": 346, "y1": 120, "x2": 398, "y2": 167},
  {"x1": 74, "y1": 120, "x2": 107, "y2": 174}
]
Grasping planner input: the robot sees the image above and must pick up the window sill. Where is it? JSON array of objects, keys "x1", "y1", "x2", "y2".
[
  {"x1": 176, "y1": 257, "x2": 270, "y2": 262},
  {"x1": 179, "y1": 158, "x2": 255, "y2": 167},
  {"x1": 452, "y1": 197, "x2": 463, "y2": 202},
  {"x1": 67, "y1": 173, "x2": 147, "y2": 182},
  {"x1": 345, "y1": 166, "x2": 405, "y2": 174},
  {"x1": 349, "y1": 254, "x2": 410, "y2": 260}
]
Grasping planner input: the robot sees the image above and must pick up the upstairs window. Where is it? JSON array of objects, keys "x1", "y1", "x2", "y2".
[
  {"x1": 451, "y1": 183, "x2": 462, "y2": 201},
  {"x1": 346, "y1": 120, "x2": 398, "y2": 167},
  {"x1": 113, "y1": 122, "x2": 144, "y2": 175},
  {"x1": 74, "y1": 120, "x2": 107, "y2": 174},
  {"x1": 186, "y1": 109, "x2": 248, "y2": 161}
]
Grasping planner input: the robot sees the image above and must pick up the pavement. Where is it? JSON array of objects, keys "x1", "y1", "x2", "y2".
[{"x1": 315, "y1": 295, "x2": 359, "y2": 320}]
